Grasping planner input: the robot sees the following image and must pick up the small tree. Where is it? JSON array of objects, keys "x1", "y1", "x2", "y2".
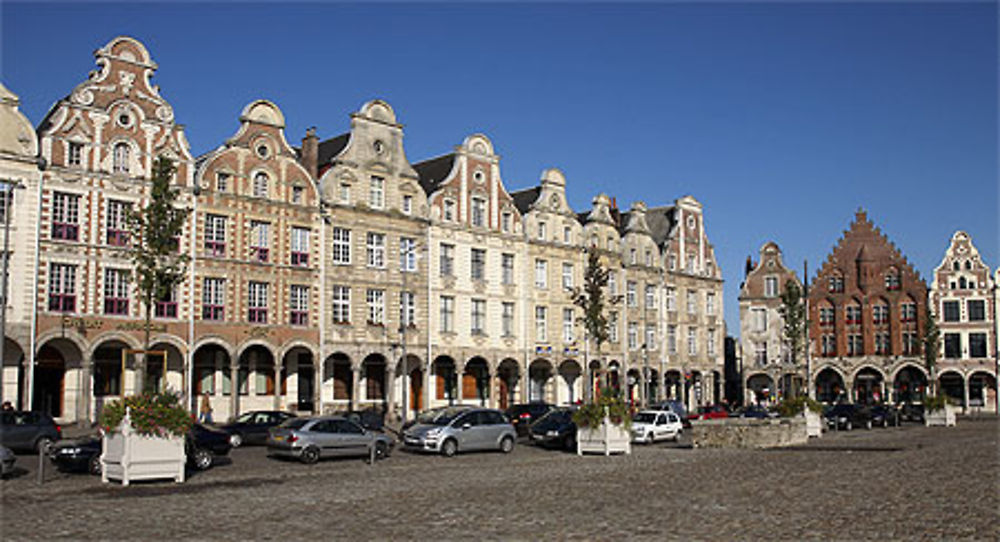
[
  {"x1": 571, "y1": 247, "x2": 621, "y2": 395},
  {"x1": 128, "y1": 157, "x2": 190, "y2": 393},
  {"x1": 922, "y1": 309, "x2": 940, "y2": 396},
  {"x1": 778, "y1": 280, "x2": 807, "y2": 371}
]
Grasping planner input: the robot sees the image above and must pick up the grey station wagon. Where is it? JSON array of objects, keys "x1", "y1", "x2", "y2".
[
  {"x1": 267, "y1": 416, "x2": 394, "y2": 464},
  {"x1": 403, "y1": 407, "x2": 516, "y2": 457}
]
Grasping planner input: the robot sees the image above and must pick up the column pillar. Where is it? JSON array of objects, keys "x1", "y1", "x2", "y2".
[
  {"x1": 456, "y1": 363, "x2": 464, "y2": 404},
  {"x1": 229, "y1": 354, "x2": 239, "y2": 419},
  {"x1": 351, "y1": 365, "x2": 361, "y2": 412},
  {"x1": 78, "y1": 360, "x2": 93, "y2": 428},
  {"x1": 963, "y1": 375, "x2": 970, "y2": 414},
  {"x1": 273, "y1": 360, "x2": 282, "y2": 411},
  {"x1": 315, "y1": 355, "x2": 324, "y2": 415},
  {"x1": 385, "y1": 361, "x2": 396, "y2": 421},
  {"x1": 487, "y1": 368, "x2": 496, "y2": 409}
]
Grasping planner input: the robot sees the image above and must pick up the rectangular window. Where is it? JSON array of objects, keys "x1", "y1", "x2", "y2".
[
  {"x1": 902, "y1": 332, "x2": 917, "y2": 355},
  {"x1": 967, "y1": 300, "x2": 985, "y2": 322},
  {"x1": 440, "y1": 296, "x2": 454, "y2": 333},
  {"x1": 331, "y1": 227, "x2": 351, "y2": 265},
  {"x1": 562, "y1": 263, "x2": 574, "y2": 290},
  {"x1": 608, "y1": 271, "x2": 617, "y2": 295},
  {"x1": 755, "y1": 343, "x2": 768, "y2": 366},
  {"x1": 369, "y1": 176, "x2": 384, "y2": 209},
  {"x1": 820, "y1": 307, "x2": 835, "y2": 326},
  {"x1": 440, "y1": 243, "x2": 454, "y2": 276},
  {"x1": 707, "y1": 329, "x2": 716, "y2": 356},
  {"x1": 609, "y1": 312, "x2": 619, "y2": 343},
  {"x1": 400, "y1": 291, "x2": 415, "y2": 328},
  {"x1": 828, "y1": 276, "x2": 844, "y2": 293},
  {"x1": 706, "y1": 292, "x2": 716, "y2": 315},
  {"x1": 626, "y1": 281, "x2": 637, "y2": 307},
  {"x1": 501, "y1": 212, "x2": 511, "y2": 233},
  {"x1": 645, "y1": 325, "x2": 656, "y2": 350},
  {"x1": 400, "y1": 237, "x2": 417, "y2": 272},
  {"x1": 687, "y1": 290, "x2": 697, "y2": 315},
  {"x1": 106, "y1": 200, "x2": 131, "y2": 246},
  {"x1": 535, "y1": 259, "x2": 547, "y2": 289},
  {"x1": 205, "y1": 214, "x2": 226, "y2": 256},
  {"x1": 629, "y1": 249, "x2": 637, "y2": 265},
  {"x1": 563, "y1": 226, "x2": 572, "y2": 244},
  {"x1": 885, "y1": 274, "x2": 901, "y2": 291},
  {"x1": 52, "y1": 192, "x2": 80, "y2": 241},
  {"x1": 68, "y1": 142, "x2": 83, "y2": 166},
  {"x1": 471, "y1": 249, "x2": 486, "y2": 281},
  {"x1": 942, "y1": 301, "x2": 960, "y2": 322},
  {"x1": 901, "y1": 302, "x2": 916, "y2": 323},
  {"x1": 366, "y1": 289, "x2": 385, "y2": 325},
  {"x1": 667, "y1": 325, "x2": 677, "y2": 354},
  {"x1": 944, "y1": 333, "x2": 961, "y2": 358},
  {"x1": 764, "y1": 277, "x2": 778, "y2": 298},
  {"x1": 339, "y1": 182, "x2": 351, "y2": 204},
  {"x1": 250, "y1": 221, "x2": 270, "y2": 263},
  {"x1": 332, "y1": 285, "x2": 351, "y2": 324},
  {"x1": 291, "y1": 227, "x2": 310, "y2": 266},
  {"x1": 366, "y1": 232, "x2": 385, "y2": 268},
  {"x1": 252, "y1": 173, "x2": 268, "y2": 198},
  {"x1": 202, "y1": 277, "x2": 225, "y2": 320},
  {"x1": 687, "y1": 327, "x2": 697, "y2": 355},
  {"x1": 644, "y1": 249, "x2": 652, "y2": 266},
  {"x1": 563, "y1": 308, "x2": 575, "y2": 343},
  {"x1": 290, "y1": 285, "x2": 309, "y2": 326},
  {"x1": 645, "y1": 285, "x2": 655, "y2": 309},
  {"x1": 666, "y1": 287, "x2": 677, "y2": 312},
  {"x1": 48, "y1": 263, "x2": 76, "y2": 312},
  {"x1": 248, "y1": 281, "x2": 269, "y2": 324},
  {"x1": 471, "y1": 299, "x2": 486, "y2": 335},
  {"x1": 969, "y1": 333, "x2": 987, "y2": 358},
  {"x1": 752, "y1": 308, "x2": 767, "y2": 332},
  {"x1": 103, "y1": 268, "x2": 129, "y2": 315},
  {"x1": 535, "y1": 306, "x2": 547, "y2": 342},
  {"x1": 501, "y1": 253, "x2": 514, "y2": 285},
  {"x1": 471, "y1": 197, "x2": 486, "y2": 227},
  {"x1": 822, "y1": 335, "x2": 836, "y2": 356},
  {"x1": 846, "y1": 305, "x2": 862, "y2": 325},
  {"x1": 627, "y1": 323, "x2": 638, "y2": 350},
  {"x1": 155, "y1": 288, "x2": 177, "y2": 318},
  {"x1": 875, "y1": 332, "x2": 890, "y2": 355},
  {"x1": 215, "y1": 172, "x2": 229, "y2": 192},
  {"x1": 402, "y1": 195, "x2": 412, "y2": 215},
  {"x1": 443, "y1": 199, "x2": 455, "y2": 222},
  {"x1": 502, "y1": 302, "x2": 515, "y2": 337},
  {"x1": 537, "y1": 221, "x2": 547, "y2": 241},
  {"x1": 847, "y1": 334, "x2": 863, "y2": 356},
  {"x1": 291, "y1": 186, "x2": 304, "y2": 204}
]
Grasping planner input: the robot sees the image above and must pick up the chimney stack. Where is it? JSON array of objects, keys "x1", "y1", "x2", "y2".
[{"x1": 300, "y1": 127, "x2": 319, "y2": 179}]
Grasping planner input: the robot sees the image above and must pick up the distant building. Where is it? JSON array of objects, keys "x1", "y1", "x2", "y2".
[{"x1": 928, "y1": 231, "x2": 997, "y2": 412}]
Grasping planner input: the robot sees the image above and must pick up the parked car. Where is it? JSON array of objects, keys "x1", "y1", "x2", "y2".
[
  {"x1": 188, "y1": 423, "x2": 233, "y2": 470},
  {"x1": 49, "y1": 436, "x2": 102, "y2": 474},
  {"x1": 403, "y1": 407, "x2": 516, "y2": 457},
  {"x1": 1, "y1": 445, "x2": 15, "y2": 478},
  {"x1": 824, "y1": 403, "x2": 872, "y2": 431},
  {"x1": 505, "y1": 403, "x2": 555, "y2": 437},
  {"x1": 401, "y1": 405, "x2": 473, "y2": 432},
  {"x1": 341, "y1": 408, "x2": 387, "y2": 432},
  {"x1": 647, "y1": 400, "x2": 691, "y2": 428},
  {"x1": 267, "y1": 416, "x2": 394, "y2": 464},
  {"x1": 689, "y1": 404, "x2": 730, "y2": 421},
  {"x1": 631, "y1": 410, "x2": 684, "y2": 444},
  {"x1": 49, "y1": 424, "x2": 231, "y2": 474},
  {"x1": 899, "y1": 403, "x2": 925, "y2": 423},
  {"x1": 0, "y1": 410, "x2": 61, "y2": 453},
  {"x1": 528, "y1": 407, "x2": 577, "y2": 450},
  {"x1": 869, "y1": 404, "x2": 900, "y2": 427},
  {"x1": 737, "y1": 405, "x2": 773, "y2": 419},
  {"x1": 219, "y1": 411, "x2": 297, "y2": 448}
]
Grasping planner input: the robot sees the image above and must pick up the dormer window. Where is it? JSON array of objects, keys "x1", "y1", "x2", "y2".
[
  {"x1": 471, "y1": 197, "x2": 486, "y2": 227},
  {"x1": 402, "y1": 195, "x2": 413, "y2": 215},
  {"x1": 538, "y1": 221, "x2": 547, "y2": 240},
  {"x1": 885, "y1": 272, "x2": 901, "y2": 291},
  {"x1": 216, "y1": 172, "x2": 230, "y2": 192},
  {"x1": 828, "y1": 274, "x2": 844, "y2": 293},
  {"x1": 443, "y1": 199, "x2": 456, "y2": 222},
  {"x1": 369, "y1": 176, "x2": 384, "y2": 209},
  {"x1": 292, "y1": 186, "x2": 303, "y2": 204},
  {"x1": 112, "y1": 142, "x2": 130, "y2": 174},
  {"x1": 563, "y1": 226, "x2": 571, "y2": 244},
  {"x1": 253, "y1": 172, "x2": 269, "y2": 198},
  {"x1": 501, "y1": 212, "x2": 512, "y2": 233},
  {"x1": 339, "y1": 182, "x2": 351, "y2": 204},
  {"x1": 68, "y1": 142, "x2": 83, "y2": 167}
]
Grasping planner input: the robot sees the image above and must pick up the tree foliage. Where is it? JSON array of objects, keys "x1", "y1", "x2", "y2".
[
  {"x1": 571, "y1": 248, "x2": 620, "y2": 353},
  {"x1": 778, "y1": 280, "x2": 807, "y2": 366},
  {"x1": 922, "y1": 309, "x2": 940, "y2": 393}
]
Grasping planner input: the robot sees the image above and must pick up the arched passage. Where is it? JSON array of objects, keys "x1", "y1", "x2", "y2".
[
  {"x1": 3, "y1": 338, "x2": 25, "y2": 410},
  {"x1": 91, "y1": 339, "x2": 133, "y2": 418},
  {"x1": 968, "y1": 371, "x2": 997, "y2": 412},
  {"x1": 432, "y1": 355, "x2": 457, "y2": 404},
  {"x1": 361, "y1": 353, "x2": 387, "y2": 409},
  {"x1": 147, "y1": 340, "x2": 185, "y2": 396},
  {"x1": 853, "y1": 367, "x2": 885, "y2": 404},
  {"x1": 664, "y1": 370, "x2": 682, "y2": 402},
  {"x1": 815, "y1": 367, "x2": 845, "y2": 403},
  {"x1": 529, "y1": 359, "x2": 553, "y2": 403},
  {"x1": 746, "y1": 373, "x2": 773, "y2": 405},
  {"x1": 192, "y1": 343, "x2": 231, "y2": 420},
  {"x1": 626, "y1": 368, "x2": 642, "y2": 404},
  {"x1": 463, "y1": 357, "x2": 490, "y2": 406},
  {"x1": 34, "y1": 339, "x2": 81, "y2": 418},
  {"x1": 239, "y1": 344, "x2": 278, "y2": 414},
  {"x1": 496, "y1": 358, "x2": 520, "y2": 410},
  {"x1": 395, "y1": 354, "x2": 423, "y2": 417},
  {"x1": 938, "y1": 371, "x2": 965, "y2": 407},
  {"x1": 325, "y1": 352, "x2": 353, "y2": 408},
  {"x1": 893, "y1": 365, "x2": 928, "y2": 404},
  {"x1": 557, "y1": 359, "x2": 582, "y2": 405},
  {"x1": 283, "y1": 346, "x2": 315, "y2": 412}
]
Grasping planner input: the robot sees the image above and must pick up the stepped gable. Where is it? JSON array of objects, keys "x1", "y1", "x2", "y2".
[{"x1": 813, "y1": 208, "x2": 925, "y2": 290}]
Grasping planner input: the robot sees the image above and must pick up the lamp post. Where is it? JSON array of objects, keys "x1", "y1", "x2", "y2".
[{"x1": 0, "y1": 179, "x2": 25, "y2": 407}]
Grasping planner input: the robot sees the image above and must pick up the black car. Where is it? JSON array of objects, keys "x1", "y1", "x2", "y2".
[
  {"x1": 824, "y1": 403, "x2": 872, "y2": 431},
  {"x1": 528, "y1": 407, "x2": 577, "y2": 450},
  {"x1": 738, "y1": 405, "x2": 773, "y2": 419},
  {"x1": 869, "y1": 404, "x2": 900, "y2": 427},
  {"x1": 0, "y1": 410, "x2": 61, "y2": 453},
  {"x1": 219, "y1": 411, "x2": 297, "y2": 448},
  {"x1": 49, "y1": 424, "x2": 231, "y2": 474},
  {"x1": 899, "y1": 403, "x2": 925, "y2": 423},
  {"x1": 505, "y1": 403, "x2": 555, "y2": 437}
]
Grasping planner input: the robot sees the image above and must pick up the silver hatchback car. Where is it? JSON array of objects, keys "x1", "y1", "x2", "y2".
[
  {"x1": 403, "y1": 407, "x2": 516, "y2": 457},
  {"x1": 267, "y1": 416, "x2": 394, "y2": 464}
]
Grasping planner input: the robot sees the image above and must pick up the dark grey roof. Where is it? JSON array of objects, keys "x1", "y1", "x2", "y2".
[
  {"x1": 317, "y1": 133, "x2": 350, "y2": 165},
  {"x1": 413, "y1": 154, "x2": 456, "y2": 195},
  {"x1": 646, "y1": 205, "x2": 677, "y2": 245},
  {"x1": 575, "y1": 211, "x2": 589, "y2": 225},
  {"x1": 509, "y1": 186, "x2": 541, "y2": 215}
]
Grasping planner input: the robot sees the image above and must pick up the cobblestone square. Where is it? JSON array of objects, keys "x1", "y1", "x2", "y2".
[{"x1": 1, "y1": 418, "x2": 997, "y2": 541}]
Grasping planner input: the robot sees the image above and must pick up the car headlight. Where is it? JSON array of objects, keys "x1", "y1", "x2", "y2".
[
  {"x1": 546, "y1": 430, "x2": 559, "y2": 437},
  {"x1": 424, "y1": 428, "x2": 441, "y2": 439},
  {"x1": 58, "y1": 447, "x2": 82, "y2": 455}
]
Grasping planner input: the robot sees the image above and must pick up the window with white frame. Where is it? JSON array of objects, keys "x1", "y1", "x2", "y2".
[
  {"x1": 846, "y1": 304, "x2": 862, "y2": 325},
  {"x1": 535, "y1": 259, "x2": 547, "y2": 289},
  {"x1": 942, "y1": 301, "x2": 960, "y2": 322},
  {"x1": 626, "y1": 281, "x2": 637, "y2": 307},
  {"x1": 471, "y1": 248, "x2": 486, "y2": 281},
  {"x1": 440, "y1": 243, "x2": 454, "y2": 276},
  {"x1": 608, "y1": 271, "x2": 617, "y2": 295},
  {"x1": 874, "y1": 332, "x2": 890, "y2": 355},
  {"x1": 106, "y1": 200, "x2": 131, "y2": 246},
  {"x1": 400, "y1": 237, "x2": 417, "y2": 272},
  {"x1": 968, "y1": 300, "x2": 986, "y2": 321},
  {"x1": 471, "y1": 299, "x2": 486, "y2": 334},
  {"x1": 629, "y1": 248, "x2": 637, "y2": 265},
  {"x1": 202, "y1": 277, "x2": 225, "y2": 320},
  {"x1": 332, "y1": 285, "x2": 350, "y2": 324},
  {"x1": 250, "y1": 221, "x2": 270, "y2": 262},
  {"x1": 366, "y1": 232, "x2": 385, "y2": 268},
  {"x1": 216, "y1": 172, "x2": 231, "y2": 192},
  {"x1": 204, "y1": 214, "x2": 226, "y2": 256},
  {"x1": 248, "y1": 281, "x2": 269, "y2": 324},
  {"x1": 902, "y1": 332, "x2": 917, "y2": 355},
  {"x1": 103, "y1": 268, "x2": 130, "y2": 315},
  {"x1": 668, "y1": 254, "x2": 676, "y2": 271},
  {"x1": 112, "y1": 142, "x2": 130, "y2": 174},
  {"x1": 563, "y1": 226, "x2": 571, "y2": 244},
  {"x1": 502, "y1": 302, "x2": 515, "y2": 337},
  {"x1": 847, "y1": 334, "x2": 863, "y2": 356},
  {"x1": 644, "y1": 249, "x2": 652, "y2": 266},
  {"x1": 440, "y1": 296, "x2": 454, "y2": 333},
  {"x1": 537, "y1": 221, "x2": 547, "y2": 241},
  {"x1": 400, "y1": 291, "x2": 415, "y2": 328},
  {"x1": 755, "y1": 343, "x2": 767, "y2": 366},
  {"x1": 252, "y1": 172, "x2": 269, "y2": 198},
  {"x1": 535, "y1": 306, "x2": 547, "y2": 342},
  {"x1": 687, "y1": 327, "x2": 697, "y2": 355},
  {"x1": 609, "y1": 312, "x2": 619, "y2": 343},
  {"x1": 667, "y1": 325, "x2": 677, "y2": 354},
  {"x1": 291, "y1": 227, "x2": 310, "y2": 266},
  {"x1": 873, "y1": 304, "x2": 889, "y2": 324},
  {"x1": 752, "y1": 308, "x2": 767, "y2": 332},
  {"x1": 900, "y1": 301, "x2": 916, "y2": 322},
  {"x1": 645, "y1": 325, "x2": 656, "y2": 350},
  {"x1": 706, "y1": 292, "x2": 716, "y2": 315},
  {"x1": 68, "y1": 142, "x2": 83, "y2": 166},
  {"x1": 562, "y1": 263, "x2": 574, "y2": 290},
  {"x1": 339, "y1": 182, "x2": 351, "y2": 204},
  {"x1": 645, "y1": 284, "x2": 655, "y2": 309},
  {"x1": 707, "y1": 329, "x2": 716, "y2": 356},
  {"x1": 764, "y1": 277, "x2": 778, "y2": 297},
  {"x1": 970, "y1": 333, "x2": 987, "y2": 358},
  {"x1": 628, "y1": 323, "x2": 638, "y2": 350},
  {"x1": 366, "y1": 289, "x2": 384, "y2": 325},
  {"x1": 291, "y1": 186, "x2": 304, "y2": 204},
  {"x1": 471, "y1": 197, "x2": 486, "y2": 227},
  {"x1": 687, "y1": 290, "x2": 697, "y2": 315},
  {"x1": 332, "y1": 227, "x2": 351, "y2": 264},
  {"x1": 502, "y1": 253, "x2": 514, "y2": 285},
  {"x1": 501, "y1": 212, "x2": 512, "y2": 233},
  {"x1": 563, "y1": 308, "x2": 575, "y2": 343},
  {"x1": 822, "y1": 334, "x2": 836, "y2": 356},
  {"x1": 402, "y1": 195, "x2": 412, "y2": 215},
  {"x1": 52, "y1": 192, "x2": 80, "y2": 241},
  {"x1": 666, "y1": 287, "x2": 676, "y2": 311},
  {"x1": 369, "y1": 176, "x2": 384, "y2": 209},
  {"x1": 290, "y1": 285, "x2": 309, "y2": 326},
  {"x1": 686, "y1": 255, "x2": 696, "y2": 274},
  {"x1": 443, "y1": 199, "x2": 455, "y2": 222}
]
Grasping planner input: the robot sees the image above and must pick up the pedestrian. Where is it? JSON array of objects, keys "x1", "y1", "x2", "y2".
[
  {"x1": 199, "y1": 392, "x2": 213, "y2": 424},
  {"x1": 1, "y1": 401, "x2": 13, "y2": 412}
]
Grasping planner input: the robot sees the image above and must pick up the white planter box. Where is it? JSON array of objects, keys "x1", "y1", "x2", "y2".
[
  {"x1": 804, "y1": 411, "x2": 823, "y2": 438},
  {"x1": 101, "y1": 410, "x2": 185, "y2": 486},
  {"x1": 925, "y1": 404, "x2": 957, "y2": 427},
  {"x1": 577, "y1": 417, "x2": 631, "y2": 456}
]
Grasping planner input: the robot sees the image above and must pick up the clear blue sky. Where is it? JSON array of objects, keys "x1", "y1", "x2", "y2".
[{"x1": 3, "y1": 2, "x2": 997, "y2": 335}]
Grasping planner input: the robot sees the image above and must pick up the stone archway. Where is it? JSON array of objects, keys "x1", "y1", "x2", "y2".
[
  {"x1": 34, "y1": 339, "x2": 81, "y2": 419},
  {"x1": 664, "y1": 370, "x2": 682, "y2": 401},
  {"x1": 626, "y1": 368, "x2": 642, "y2": 404},
  {"x1": 147, "y1": 340, "x2": 185, "y2": 396},
  {"x1": 853, "y1": 367, "x2": 885, "y2": 404},
  {"x1": 325, "y1": 352, "x2": 353, "y2": 409},
  {"x1": 463, "y1": 357, "x2": 490, "y2": 406},
  {"x1": 815, "y1": 367, "x2": 846, "y2": 403},
  {"x1": 558, "y1": 359, "x2": 582, "y2": 405},
  {"x1": 496, "y1": 358, "x2": 520, "y2": 410},
  {"x1": 2, "y1": 338, "x2": 25, "y2": 410},
  {"x1": 746, "y1": 373, "x2": 773, "y2": 405},
  {"x1": 239, "y1": 344, "x2": 278, "y2": 415},
  {"x1": 938, "y1": 371, "x2": 965, "y2": 407},
  {"x1": 360, "y1": 353, "x2": 387, "y2": 411},
  {"x1": 283, "y1": 346, "x2": 316, "y2": 412},
  {"x1": 432, "y1": 356, "x2": 457, "y2": 405},
  {"x1": 529, "y1": 359, "x2": 553, "y2": 403},
  {"x1": 587, "y1": 359, "x2": 602, "y2": 401},
  {"x1": 893, "y1": 365, "x2": 928, "y2": 404},
  {"x1": 395, "y1": 354, "x2": 423, "y2": 418},
  {"x1": 192, "y1": 343, "x2": 232, "y2": 420},
  {"x1": 968, "y1": 371, "x2": 997, "y2": 412},
  {"x1": 91, "y1": 339, "x2": 134, "y2": 420}
]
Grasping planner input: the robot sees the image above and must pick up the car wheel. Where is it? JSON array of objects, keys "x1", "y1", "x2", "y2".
[
  {"x1": 35, "y1": 437, "x2": 54, "y2": 454},
  {"x1": 646, "y1": 432, "x2": 654, "y2": 444},
  {"x1": 300, "y1": 446, "x2": 320, "y2": 465},
  {"x1": 374, "y1": 441, "x2": 389, "y2": 461},
  {"x1": 441, "y1": 439, "x2": 458, "y2": 458},
  {"x1": 229, "y1": 433, "x2": 243, "y2": 448},
  {"x1": 845, "y1": 421, "x2": 853, "y2": 431},
  {"x1": 865, "y1": 420, "x2": 872, "y2": 430},
  {"x1": 882, "y1": 418, "x2": 888, "y2": 428},
  {"x1": 563, "y1": 435, "x2": 576, "y2": 451},
  {"x1": 88, "y1": 455, "x2": 102, "y2": 476},
  {"x1": 192, "y1": 448, "x2": 213, "y2": 471},
  {"x1": 499, "y1": 436, "x2": 514, "y2": 454}
]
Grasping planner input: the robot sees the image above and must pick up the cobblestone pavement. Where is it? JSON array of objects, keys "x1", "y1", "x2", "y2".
[{"x1": 1, "y1": 418, "x2": 996, "y2": 541}]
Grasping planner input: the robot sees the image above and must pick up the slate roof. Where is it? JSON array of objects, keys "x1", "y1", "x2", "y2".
[
  {"x1": 645, "y1": 205, "x2": 677, "y2": 245},
  {"x1": 413, "y1": 154, "x2": 455, "y2": 195},
  {"x1": 509, "y1": 186, "x2": 541, "y2": 215},
  {"x1": 317, "y1": 133, "x2": 350, "y2": 166}
]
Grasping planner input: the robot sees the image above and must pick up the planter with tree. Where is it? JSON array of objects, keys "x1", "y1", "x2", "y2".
[
  {"x1": 921, "y1": 311, "x2": 955, "y2": 426},
  {"x1": 99, "y1": 391, "x2": 192, "y2": 485}
]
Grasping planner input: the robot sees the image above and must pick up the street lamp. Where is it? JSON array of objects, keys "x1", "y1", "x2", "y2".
[{"x1": 0, "y1": 179, "x2": 25, "y2": 407}]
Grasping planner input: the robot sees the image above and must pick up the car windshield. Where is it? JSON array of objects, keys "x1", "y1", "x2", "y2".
[
  {"x1": 633, "y1": 412, "x2": 657, "y2": 423},
  {"x1": 537, "y1": 409, "x2": 572, "y2": 424},
  {"x1": 280, "y1": 419, "x2": 309, "y2": 430},
  {"x1": 431, "y1": 407, "x2": 469, "y2": 426},
  {"x1": 236, "y1": 412, "x2": 255, "y2": 423}
]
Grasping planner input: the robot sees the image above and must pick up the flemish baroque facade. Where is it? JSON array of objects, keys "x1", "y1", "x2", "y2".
[{"x1": 1, "y1": 36, "x2": 725, "y2": 424}]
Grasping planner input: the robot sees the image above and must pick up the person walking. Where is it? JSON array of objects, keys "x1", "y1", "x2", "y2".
[{"x1": 199, "y1": 392, "x2": 213, "y2": 424}]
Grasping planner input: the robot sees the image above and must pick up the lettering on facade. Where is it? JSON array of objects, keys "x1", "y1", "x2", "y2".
[
  {"x1": 62, "y1": 316, "x2": 103, "y2": 334},
  {"x1": 246, "y1": 327, "x2": 270, "y2": 339},
  {"x1": 116, "y1": 322, "x2": 168, "y2": 333}
]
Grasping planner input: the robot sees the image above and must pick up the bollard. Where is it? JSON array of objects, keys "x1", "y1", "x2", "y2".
[
  {"x1": 369, "y1": 440, "x2": 375, "y2": 466},
  {"x1": 36, "y1": 447, "x2": 45, "y2": 485}
]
